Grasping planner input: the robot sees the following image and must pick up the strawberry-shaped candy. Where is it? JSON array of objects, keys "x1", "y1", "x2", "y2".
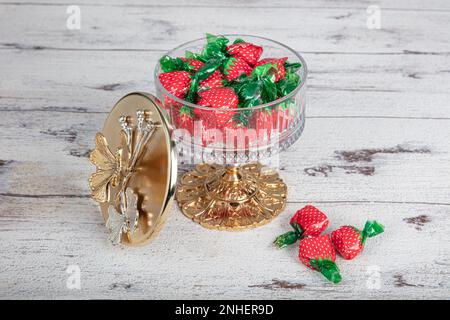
[
  {"x1": 255, "y1": 57, "x2": 288, "y2": 82},
  {"x1": 191, "y1": 116, "x2": 215, "y2": 147},
  {"x1": 223, "y1": 57, "x2": 252, "y2": 81},
  {"x1": 172, "y1": 106, "x2": 194, "y2": 135},
  {"x1": 274, "y1": 205, "x2": 329, "y2": 248},
  {"x1": 181, "y1": 59, "x2": 224, "y2": 91},
  {"x1": 253, "y1": 109, "x2": 272, "y2": 142},
  {"x1": 331, "y1": 220, "x2": 384, "y2": 260},
  {"x1": 182, "y1": 58, "x2": 204, "y2": 72},
  {"x1": 272, "y1": 103, "x2": 295, "y2": 133},
  {"x1": 196, "y1": 87, "x2": 238, "y2": 128},
  {"x1": 227, "y1": 42, "x2": 263, "y2": 66},
  {"x1": 158, "y1": 71, "x2": 191, "y2": 105},
  {"x1": 223, "y1": 117, "x2": 266, "y2": 149},
  {"x1": 223, "y1": 124, "x2": 246, "y2": 149},
  {"x1": 194, "y1": 115, "x2": 231, "y2": 147},
  {"x1": 299, "y1": 235, "x2": 342, "y2": 284},
  {"x1": 185, "y1": 58, "x2": 224, "y2": 102},
  {"x1": 199, "y1": 70, "x2": 224, "y2": 91},
  {"x1": 194, "y1": 118, "x2": 214, "y2": 147}
]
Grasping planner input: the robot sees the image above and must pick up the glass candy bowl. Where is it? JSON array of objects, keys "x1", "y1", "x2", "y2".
[{"x1": 155, "y1": 35, "x2": 307, "y2": 230}]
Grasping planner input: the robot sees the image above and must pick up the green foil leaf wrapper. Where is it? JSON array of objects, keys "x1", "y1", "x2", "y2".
[
  {"x1": 273, "y1": 231, "x2": 300, "y2": 248},
  {"x1": 200, "y1": 33, "x2": 230, "y2": 61},
  {"x1": 284, "y1": 61, "x2": 302, "y2": 74},
  {"x1": 277, "y1": 72, "x2": 301, "y2": 97},
  {"x1": 185, "y1": 50, "x2": 207, "y2": 62},
  {"x1": 361, "y1": 220, "x2": 385, "y2": 246},
  {"x1": 230, "y1": 62, "x2": 278, "y2": 109},
  {"x1": 179, "y1": 105, "x2": 193, "y2": 117},
  {"x1": 273, "y1": 222, "x2": 304, "y2": 248},
  {"x1": 309, "y1": 258, "x2": 342, "y2": 284},
  {"x1": 185, "y1": 58, "x2": 223, "y2": 102},
  {"x1": 160, "y1": 55, "x2": 192, "y2": 72}
]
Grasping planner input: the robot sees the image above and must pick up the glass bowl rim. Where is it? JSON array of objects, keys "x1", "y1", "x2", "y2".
[{"x1": 154, "y1": 34, "x2": 308, "y2": 112}]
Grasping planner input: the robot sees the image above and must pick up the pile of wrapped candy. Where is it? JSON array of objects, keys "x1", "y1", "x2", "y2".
[
  {"x1": 157, "y1": 34, "x2": 302, "y2": 143},
  {"x1": 274, "y1": 205, "x2": 384, "y2": 284}
]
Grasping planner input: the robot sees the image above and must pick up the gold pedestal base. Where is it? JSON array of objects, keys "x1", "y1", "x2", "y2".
[{"x1": 176, "y1": 163, "x2": 287, "y2": 230}]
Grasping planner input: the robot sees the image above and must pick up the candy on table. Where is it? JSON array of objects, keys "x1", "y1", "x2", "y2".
[
  {"x1": 272, "y1": 205, "x2": 384, "y2": 284},
  {"x1": 298, "y1": 235, "x2": 342, "y2": 284},
  {"x1": 274, "y1": 205, "x2": 329, "y2": 248},
  {"x1": 331, "y1": 220, "x2": 384, "y2": 260}
]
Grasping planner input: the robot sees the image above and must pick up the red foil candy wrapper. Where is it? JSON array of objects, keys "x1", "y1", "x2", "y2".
[
  {"x1": 223, "y1": 56, "x2": 253, "y2": 81},
  {"x1": 255, "y1": 57, "x2": 288, "y2": 82},
  {"x1": 196, "y1": 87, "x2": 238, "y2": 128},
  {"x1": 181, "y1": 58, "x2": 225, "y2": 91},
  {"x1": 182, "y1": 58, "x2": 204, "y2": 71},
  {"x1": 172, "y1": 106, "x2": 194, "y2": 135},
  {"x1": 227, "y1": 42, "x2": 263, "y2": 66},
  {"x1": 331, "y1": 220, "x2": 384, "y2": 260},
  {"x1": 274, "y1": 205, "x2": 329, "y2": 248},
  {"x1": 158, "y1": 71, "x2": 191, "y2": 106},
  {"x1": 299, "y1": 235, "x2": 342, "y2": 284},
  {"x1": 199, "y1": 70, "x2": 224, "y2": 91}
]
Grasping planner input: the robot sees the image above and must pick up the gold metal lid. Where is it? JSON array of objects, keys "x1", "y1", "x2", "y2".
[{"x1": 89, "y1": 92, "x2": 177, "y2": 246}]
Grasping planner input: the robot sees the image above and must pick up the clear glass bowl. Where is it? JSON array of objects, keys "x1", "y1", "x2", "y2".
[{"x1": 154, "y1": 35, "x2": 307, "y2": 165}]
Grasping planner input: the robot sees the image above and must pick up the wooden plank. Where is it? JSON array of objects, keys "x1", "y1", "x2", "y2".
[
  {"x1": 2, "y1": 0, "x2": 450, "y2": 11},
  {"x1": 0, "y1": 198, "x2": 448, "y2": 299},
  {"x1": 0, "y1": 112, "x2": 448, "y2": 204},
  {"x1": 1, "y1": 3, "x2": 450, "y2": 53},
  {"x1": 1, "y1": 50, "x2": 449, "y2": 118}
]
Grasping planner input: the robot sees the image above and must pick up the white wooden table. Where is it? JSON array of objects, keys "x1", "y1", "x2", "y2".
[{"x1": 1, "y1": 0, "x2": 449, "y2": 299}]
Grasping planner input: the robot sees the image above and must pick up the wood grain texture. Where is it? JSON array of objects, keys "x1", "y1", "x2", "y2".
[
  {"x1": 0, "y1": 0, "x2": 449, "y2": 299},
  {"x1": 1, "y1": 50, "x2": 450, "y2": 119},
  {"x1": 1, "y1": 2, "x2": 450, "y2": 53},
  {"x1": 1, "y1": 198, "x2": 448, "y2": 299}
]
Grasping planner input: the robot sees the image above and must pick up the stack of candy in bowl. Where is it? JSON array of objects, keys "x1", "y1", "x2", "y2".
[
  {"x1": 274, "y1": 205, "x2": 385, "y2": 284},
  {"x1": 156, "y1": 34, "x2": 303, "y2": 149}
]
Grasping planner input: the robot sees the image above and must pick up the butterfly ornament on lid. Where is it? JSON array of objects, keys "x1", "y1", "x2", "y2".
[{"x1": 89, "y1": 109, "x2": 156, "y2": 244}]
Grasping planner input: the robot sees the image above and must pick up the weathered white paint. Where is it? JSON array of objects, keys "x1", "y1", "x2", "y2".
[{"x1": 0, "y1": 0, "x2": 449, "y2": 299}]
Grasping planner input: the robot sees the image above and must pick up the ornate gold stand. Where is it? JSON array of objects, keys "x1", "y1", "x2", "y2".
[{"x1": 176, "y1": 163, "x2": 287, "y2": 230}]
